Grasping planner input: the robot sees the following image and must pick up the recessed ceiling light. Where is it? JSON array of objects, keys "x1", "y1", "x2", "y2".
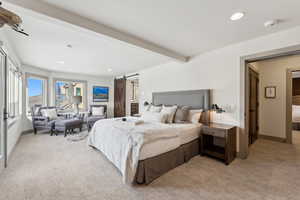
[
  {"x1": 107, "y1": 68, "x2": 112, "y2": 72},
  {"x1": 264, "y1": 20, "x2": 279, "y2": 27},
  {"x1": 57, "y1": 61, "x2": 65, "y2": 64},
  {"x1": 230, "y1": 12, "x2": 244, "y2": 21}
]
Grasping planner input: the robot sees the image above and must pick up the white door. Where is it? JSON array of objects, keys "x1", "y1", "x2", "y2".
[{"x1": 0, "y1": 48, "x2": 7, "y2": 170}]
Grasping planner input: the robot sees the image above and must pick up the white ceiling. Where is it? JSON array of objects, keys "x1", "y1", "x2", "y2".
[{"x1": 3, "y1": 0, "x2": 300, "y2": 76}]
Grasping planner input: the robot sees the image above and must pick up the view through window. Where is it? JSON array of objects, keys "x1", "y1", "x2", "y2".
[
  {"x1": 55, "y1": 80, "x2": 86, "y2": 111},
  {"x1": 27, "y1": 76, "x2": 47, "y2": 115}
]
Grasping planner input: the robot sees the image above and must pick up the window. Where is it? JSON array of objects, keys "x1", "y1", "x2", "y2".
[
  {"x1": 7, "y1": 59, "x2": 22, "y2": 118},
  {"x1": 54, "y1": 79, "x2": 86, "y2": 111},
  {"x1": 26, "y1": 76, "x2": 47, "y2": 115}
]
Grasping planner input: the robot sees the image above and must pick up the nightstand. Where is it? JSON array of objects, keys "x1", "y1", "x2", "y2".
[{"x1": 200, "y1": 123, "x2": 237, "y2": 165}]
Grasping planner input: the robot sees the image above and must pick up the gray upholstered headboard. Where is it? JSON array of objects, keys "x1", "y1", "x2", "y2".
[{"x1": 152, "y1": 90, "x2": 210, "y2": 110}]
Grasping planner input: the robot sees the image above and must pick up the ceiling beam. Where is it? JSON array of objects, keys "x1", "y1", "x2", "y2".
[{"x1": 3, "y1": 0, "x2": 189, "y2": 62}]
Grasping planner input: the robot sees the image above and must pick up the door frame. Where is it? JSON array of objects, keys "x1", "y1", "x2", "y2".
[
  {"x1": 240, "y1": 44, "x2": 300, "y2": 158},
  {"x1": 286, "y1": 67, "x2": 300, "y2": 144},
  {"x1": 0, "y1": 47, "x2": 8, "y2": 170}
]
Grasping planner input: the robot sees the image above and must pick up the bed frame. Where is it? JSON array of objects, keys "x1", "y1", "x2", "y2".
[{"x1": 135, "y1": 89, "x2": 211, "y2": 184}]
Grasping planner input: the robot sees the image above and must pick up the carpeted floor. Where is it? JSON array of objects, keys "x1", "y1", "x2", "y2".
[{"x1": 0, "y1": 132, "x2": 300, "y2": 200}]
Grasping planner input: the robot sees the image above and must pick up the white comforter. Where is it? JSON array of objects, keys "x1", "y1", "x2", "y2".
[{"x1": 87, "y1": 117, "x2": 181, "y2": 184}]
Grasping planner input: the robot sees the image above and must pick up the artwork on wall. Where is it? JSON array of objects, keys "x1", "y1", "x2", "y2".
[
  {"x1": 265, "y1": 86, "x2": 276, "y2": 99},
  {"x1": 93, "y1": 86, "x2": 109, "y2": 102}
]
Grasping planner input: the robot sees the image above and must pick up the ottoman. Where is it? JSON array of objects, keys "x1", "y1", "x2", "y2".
[{"x1": 53, "y1": 118, "x2": 83, "y2": 137}]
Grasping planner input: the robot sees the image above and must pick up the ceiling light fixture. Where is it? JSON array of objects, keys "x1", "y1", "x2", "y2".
[
  {"x1": 230, "y1": 12, "x2": 244, "y2": 21},
  {"x1": 107, "y1": 68, "x2": 112, "y2": 72},
  {"x1": 57, "y1": 61, "x2": 65, "y2": 64}
]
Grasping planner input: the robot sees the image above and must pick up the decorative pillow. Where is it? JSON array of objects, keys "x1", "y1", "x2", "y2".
[
  {"x1": 160, "y1": 105, "x2": 178, "y2": 123},
  {"x1": 149, "y1": 105, "x2": 162, "y2": 113},
  {"x1": 187, "y1": 109, "x2": 203, "y2": 124},
  {"x1": 34, "y1": 107, "x2": 41, "y2": 115},
  {"x1": 142, "y1": 111, "x2": 168, "y2": 123},
  {"x1": 174, "y1": 106, "x2": 190, "y2": 123},
  {"x1": 92, "y1": 107, "x2": 104, "y2": 116},
  {"x1": 41, "y1": 109, "x2": 58, "y2": 120}
]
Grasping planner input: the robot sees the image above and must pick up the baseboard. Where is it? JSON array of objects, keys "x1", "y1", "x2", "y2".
[
  {"x1": 22, "y1": 129, "x2": 34, "y2": 135},
  {"x1": 0, "y1": 157, "x2": 4, "y2": 173},
  {"x1": 258, "y1": 134, "x2": 286, "y2": 143}
]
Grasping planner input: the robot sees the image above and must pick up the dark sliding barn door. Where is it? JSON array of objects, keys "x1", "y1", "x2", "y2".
[
  {"x1": 114, "y1": 78, "x2": 126, "y2": 117},
  {"x1": 249, "y1": 68, "x2": 259, "y2": 145}
]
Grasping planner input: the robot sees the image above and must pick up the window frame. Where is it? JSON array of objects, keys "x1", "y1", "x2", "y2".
[
  {"x1": 7, "y1": 58, "x2": 22, "y2": 119},
  {"x1": 25, "y1": 73, "x2": 49, "y2": 115},
  {"x1": 53, "y1": 78, "x2": 87, "y2": 111}
]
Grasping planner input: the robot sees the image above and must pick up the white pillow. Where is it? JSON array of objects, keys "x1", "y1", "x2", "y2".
[
  {"x1": 149, "y1": 105, "x2": 162, "y2": 113},
  {"x1": 187, "y1": 109, "x2": 203, "y2": 124},
  {"x1": 160, "y1": 105, "x2": 178, "y2": 123},
  {"x1": 92, "y1": 107, "x2": 104, "y2": 116},
  {"x1": 141, "y1": 105, "x2": 151, "y2": 115},
  {"x1": 142, "y1": 111, "x2": 168, "y2": 123},
  {"x1": 41, "y1": 109, "x2": 58, "y2": 120}
]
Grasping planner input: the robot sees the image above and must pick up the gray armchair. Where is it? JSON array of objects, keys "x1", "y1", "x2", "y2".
[
  {"x1": 31, "y1": 105, "x2": 58, "y2": 134},
  {"x1": 87, "y1": 105, "x2": 107, "y2": 131}
]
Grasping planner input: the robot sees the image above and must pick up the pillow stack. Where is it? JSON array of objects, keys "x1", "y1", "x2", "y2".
[{"x1": 141, "y1": 104, "x2": 203, "y2": 124}]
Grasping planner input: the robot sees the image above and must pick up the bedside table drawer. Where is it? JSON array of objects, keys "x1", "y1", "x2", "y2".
[{"x1": 202, "y1": 127, "x2": 226, "y2": 138}]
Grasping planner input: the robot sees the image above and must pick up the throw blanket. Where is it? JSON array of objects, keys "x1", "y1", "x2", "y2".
[{"x1": 87, "y1": 117, "x2": 180, "y2": 184}]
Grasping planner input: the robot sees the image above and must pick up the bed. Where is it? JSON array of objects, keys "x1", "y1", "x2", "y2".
[
  {"x1": 88, "y1": 90, "x2": 210, "y2": 184},
  {"x1": 292, "y1": 105, "x2": 300, "y2": 130}
]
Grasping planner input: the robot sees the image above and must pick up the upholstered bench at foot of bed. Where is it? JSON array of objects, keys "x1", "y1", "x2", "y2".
[{"x1": 53, "y1": 119, "x2": 83, "y2": 137}]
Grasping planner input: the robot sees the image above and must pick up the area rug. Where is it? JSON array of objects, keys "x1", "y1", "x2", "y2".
[{"x1": 67, "y1": 131, "x2": 89, "y2": 142}]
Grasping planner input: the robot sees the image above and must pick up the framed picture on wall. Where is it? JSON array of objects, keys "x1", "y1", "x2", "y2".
[
  {"x1": 93, "y1": 86, "x2": 109, "y2": 102},
  {"x1": 265, "y1": 86, "x2": 276, "y2": 99}
]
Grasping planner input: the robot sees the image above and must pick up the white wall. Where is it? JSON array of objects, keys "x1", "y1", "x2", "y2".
[
  {"x1": 0, "y1": 29, "x2": 23, "y2": 158},
  {"x1": 252, "y1": 55, "x2": 300, "y2": 139},
  {"x1": 22, "y1": 65, "x2": 114, "y2": 130},
  {"x1": 139, "y1": 25, "x2": 300, "y2": 152}
]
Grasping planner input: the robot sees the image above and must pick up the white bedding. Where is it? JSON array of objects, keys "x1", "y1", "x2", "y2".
[
  {"x1": 87, "y1": 117, "x2": 182, "y2": 183},
  {"x1": 293, "y1": 105, "x2": 300, "y2": 122},
  {"x1": 87, "y1": 117, "x2": 202, "y2": 184}
]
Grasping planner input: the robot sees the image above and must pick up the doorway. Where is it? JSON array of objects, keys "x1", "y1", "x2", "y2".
[
  {"x1": 288, "y1": 69, "x2": 300, "y2": 144},
  {"x1": 126, "y1": 76, "x2": 139, "y2": 116},
  {"x1": 248, "y1": 66, "x2": 259, "y2": 145}
]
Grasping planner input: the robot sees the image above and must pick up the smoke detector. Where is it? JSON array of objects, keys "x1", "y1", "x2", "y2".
[{"x1": 264, "y1": 20, "x2": 279, "y2": 28}]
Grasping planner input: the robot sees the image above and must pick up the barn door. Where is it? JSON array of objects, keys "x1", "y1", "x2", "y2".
[{"x1": 114, "y1": 78, "x2": 126, "y2": 117}]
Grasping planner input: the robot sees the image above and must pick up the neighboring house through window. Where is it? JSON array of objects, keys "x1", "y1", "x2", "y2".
[{"x1": 54, "y1": 79, "x2": 87, "y2": 112}]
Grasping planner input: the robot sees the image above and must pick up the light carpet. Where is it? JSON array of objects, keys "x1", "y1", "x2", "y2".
[{"x1": 0, "y1": 132, "x2": 300, "y2": 200}]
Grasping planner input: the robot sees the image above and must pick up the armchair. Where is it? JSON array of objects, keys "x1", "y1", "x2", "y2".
[
  {"x1": 31, "y1": 105, "x2": 58, "y2": 134},
  {"x1": 87, "y1": 105, "x2": 107, "y2": 131}
]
